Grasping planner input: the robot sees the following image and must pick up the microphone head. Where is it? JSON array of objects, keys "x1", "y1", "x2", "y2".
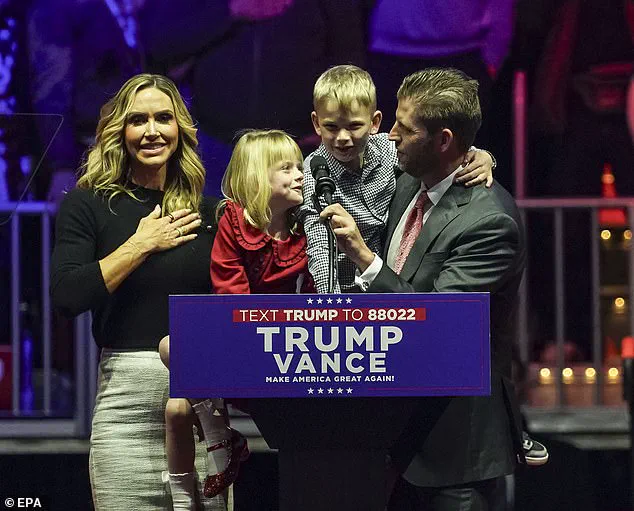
[{"x1": 310, "y1": 155, "x2": 328, "y2": 179}]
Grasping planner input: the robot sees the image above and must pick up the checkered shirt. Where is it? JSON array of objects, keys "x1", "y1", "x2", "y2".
[{"x1": 299, "y1": 133, "x2": 398, "y2": 293}]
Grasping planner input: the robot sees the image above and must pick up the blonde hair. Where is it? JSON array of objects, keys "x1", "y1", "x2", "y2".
[
  {"x1": 313, "y1": 65, "x2": 377, "y2": 112},
  {"x1": 220, "y1": 130, "x2": 303, "y2": 231},
  {"x1": 77, "y1": 73, "x2": 205, "y2": 214},
  {"x1": 398, "y1": 68, "x2": 481, "y2": 152}
]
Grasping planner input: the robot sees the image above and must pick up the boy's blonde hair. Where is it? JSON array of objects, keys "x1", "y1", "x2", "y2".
[
  {"x1": 313, "y1": 65, "x2": 377, "y2": 112},
  {"x1": 220, "y1": 129, "x2": 303, "y2": 231},
  {"x1": 397, "y1": 68, "x2": 482, "y2": 153}
]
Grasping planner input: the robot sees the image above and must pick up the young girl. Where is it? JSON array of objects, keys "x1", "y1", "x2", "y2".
[
  {"x1": 211, "y1": 129, "x2": 315, "y2": 294},
  {"x1": 159, "y1": 129, "x2": 314, "y2": 510}
]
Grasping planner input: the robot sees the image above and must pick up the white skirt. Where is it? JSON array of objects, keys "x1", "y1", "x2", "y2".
[{"x1": 89, "y1": 349, "x2": 232, "y2": 510}]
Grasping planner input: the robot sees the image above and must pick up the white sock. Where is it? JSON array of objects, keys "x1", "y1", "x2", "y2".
[
  {"x1": 192, "y1": 399, "x2": 231, "y2": 475},
  {"x1": 167, "y1": 472, "x2": 196, "y2": 510}
]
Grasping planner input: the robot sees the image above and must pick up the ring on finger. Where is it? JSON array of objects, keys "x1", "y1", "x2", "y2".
[
  {"x1": 175, "y1": 227, "x2": 183, "y2": 237},
  {"x1": 168, "y1": 213, "x2": 175, "y2": 223}
]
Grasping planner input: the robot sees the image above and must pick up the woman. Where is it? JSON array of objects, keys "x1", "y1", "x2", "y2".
[{"x1": 51, "y1": 74, "x2": 227, "y2": 510}]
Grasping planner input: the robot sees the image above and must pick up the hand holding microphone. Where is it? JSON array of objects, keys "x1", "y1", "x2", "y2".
[
  {"x1": 319, "y1": 203, "x2": 375, "y2": 272},
  {"x1": 310, "y1": 155, "x2": 370, "y2": 267}
]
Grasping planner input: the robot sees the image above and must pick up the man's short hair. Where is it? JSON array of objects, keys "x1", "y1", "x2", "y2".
[
  {"x1": 313, "y1": 65, "x2": 377, "y2": 112},
  {"x1": 397, "y1": 68, "x2": 482, "y2": 152}
]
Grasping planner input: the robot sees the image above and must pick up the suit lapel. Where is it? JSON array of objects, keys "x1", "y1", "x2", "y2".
[
  {"x1": 384, "y1": 172, "x2": 420, "y2": 258},
  {"x1": 399, "y1": 184, "x2": 472, "y2": 282}
]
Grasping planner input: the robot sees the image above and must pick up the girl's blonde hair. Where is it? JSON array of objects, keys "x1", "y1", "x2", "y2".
[
  {"x1": 77, "y1": 73, "x2": 205, "y2": 214},
  {"x1": 220, "y1": 129, "x2": 303, "y2": 231}
]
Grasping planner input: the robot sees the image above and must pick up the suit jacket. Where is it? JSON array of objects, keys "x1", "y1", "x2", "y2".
[{"x1": 370, "y1": 172, "x2": 526, "y2": 487}]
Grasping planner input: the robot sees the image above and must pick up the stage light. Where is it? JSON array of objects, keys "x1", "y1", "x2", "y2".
[
  {"x1": 562, "y1": 367, "x2": 574, "y2": 383},
  {"x1": 538, "y1": 367, "x2": 552, "y2": 384},
  {"x1": 608, "y1": 367, "x2": 620, "y2": 382},
  {"x1": 601, "y1": 229, "x2": 612, "y2": 240},
  {"x1": 584, "y1": 367, "x2": 596, "y2": 379},
  {"x1": 615, "y1": 297, "x2": 626, "y2": 309},
  {"x1": 625, "y1": 230, "x2": 632, "y2": 241}
]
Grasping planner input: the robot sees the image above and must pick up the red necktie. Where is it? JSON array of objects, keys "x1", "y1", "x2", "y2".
[{"x1": 393, "y1": 191, "x2": 429, "y2": 275}]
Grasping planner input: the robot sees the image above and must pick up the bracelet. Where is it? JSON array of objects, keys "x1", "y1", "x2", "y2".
[
  {"x1": 470, "y1": 146, "x2": 497, "y2": 170},
  {"x1": 126, "y1": 239, "x2": 145, "y2": 257},
  {"x1": 484, "y1": 149, "x2": 497, "y2": 170}
]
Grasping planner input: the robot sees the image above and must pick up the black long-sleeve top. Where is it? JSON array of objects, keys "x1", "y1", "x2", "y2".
[{"x1": 51, "y1": 187, "x2": 218, "y2": 350}]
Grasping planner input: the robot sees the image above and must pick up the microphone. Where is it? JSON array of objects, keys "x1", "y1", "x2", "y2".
[
  {"x1": 309, "y1": 155, "x2": 339, "y2": 292},
  {"x1": 310, "y1": 155, "x2": 336, "y2": 205}
]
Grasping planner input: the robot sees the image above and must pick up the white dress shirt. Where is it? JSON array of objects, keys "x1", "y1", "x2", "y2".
[{"x1": 355, "y1": 166, "x2": 463, "y2": 290}]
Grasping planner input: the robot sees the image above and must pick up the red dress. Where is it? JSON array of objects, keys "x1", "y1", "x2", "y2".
[{"x1": 211, "y1": 201, "x2": 315, "y2": 294}]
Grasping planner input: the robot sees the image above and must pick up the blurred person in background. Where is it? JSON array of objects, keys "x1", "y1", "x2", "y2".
[
  {"x1": 533, "y1": 0, "x2": 634, "y2": 197},
  {"x1": 367, "y1": 0, "x2": 515, "y2": 152},
  {"x1": 27, "y1": 0, "x2": 147, "y2": 202},
  {"x1": 141, "y1": 0, "x2": 366, "y2": 197}
]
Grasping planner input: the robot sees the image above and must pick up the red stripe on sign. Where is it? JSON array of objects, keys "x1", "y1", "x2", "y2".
[{"x1": 232, "y1": 308, "x2": 426, "y2": 323}]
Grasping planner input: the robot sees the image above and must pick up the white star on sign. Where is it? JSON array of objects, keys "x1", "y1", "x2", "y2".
[
  {"x1": 327, "y1": 388, "x2": 334, "y2": 394},
  {"x1": 317, "y1": 298, "x2": 323, "y2": 304},
  {"x1": 307, "y1": 388, "x2": 314, "y2": 394},
  {"x1": 346, "y1": 388, "x2": 353, "y2": 394},
  {"x1": 327, "y1": 298, "x2": 333, "y2": 304},
  {"x1": 318, "y1": 388, "x2": 324, "y2": 394},
  {"x1": 336, "y1": 298, "x2": 343, "y2": 304},
  {"x1": 307, "y1": 298, "x2": 313, "y2": 304},
  {"x1": 337, "y1": 388, "x2": 343, "y2": 394},
  {"x1": 346, "y1": 298, "x2": 352, "y2": 304}
]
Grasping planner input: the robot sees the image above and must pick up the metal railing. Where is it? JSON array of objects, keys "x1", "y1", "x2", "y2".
[
  {"x1": 0, "y1": 202, "x2": 95, "y2": 437},
  {"x1": 516, "y1": 199, "x2": 634, "y2": 410},
  {"x1": 513, "y1": 71, "x2": 631, "y2": 429},
  {"x1": 0, "y1": 201, "x2": 260, "y2": 441}
]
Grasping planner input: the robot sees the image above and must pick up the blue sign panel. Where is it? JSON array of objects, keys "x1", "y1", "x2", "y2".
[{"x1": 169, "y1": 293, "x2": 490, "y2": 398}]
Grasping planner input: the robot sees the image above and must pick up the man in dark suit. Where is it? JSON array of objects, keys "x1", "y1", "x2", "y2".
[{"x1": 320, "y1": 68, "x2": 526, "y2": 511}]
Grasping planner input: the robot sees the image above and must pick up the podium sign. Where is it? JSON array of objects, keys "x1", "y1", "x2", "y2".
[{"x1": 169, "y1": 292, "x2": 490, "y2": 398}]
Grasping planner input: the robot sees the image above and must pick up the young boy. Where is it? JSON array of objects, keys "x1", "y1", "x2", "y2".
[
  {"x1": 298, "y1": 64, "x2": 548, "y2": 467},
  {"x1": 299, "y1": 64, "x2": 493, "y2": 294}
]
